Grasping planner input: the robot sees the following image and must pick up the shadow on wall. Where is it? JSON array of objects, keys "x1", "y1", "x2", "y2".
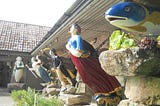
[{"x1": 25, "y1": 67, "x2": 44, "y2": 90}]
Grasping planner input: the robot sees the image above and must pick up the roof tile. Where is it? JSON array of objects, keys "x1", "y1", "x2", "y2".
[{"x1": 0, "y1": 20, "x2": 51, "y2": 52}]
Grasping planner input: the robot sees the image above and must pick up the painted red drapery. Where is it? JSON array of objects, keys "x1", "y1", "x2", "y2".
[{"x1": 70, "y1": 54, "x2": 121, "y2": 93}]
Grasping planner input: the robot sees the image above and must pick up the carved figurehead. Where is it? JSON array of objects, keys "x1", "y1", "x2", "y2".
[
  {"x1": 14, "y1": 56, "x2": 25, "y2": 83},
  {"x1": 105, "y1": 1, "x2": 160, "y2": 35}
]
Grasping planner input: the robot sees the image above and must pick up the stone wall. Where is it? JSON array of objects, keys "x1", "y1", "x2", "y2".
[{"x1": 99, "y1": 47, "x2": 160, "y2": 106}]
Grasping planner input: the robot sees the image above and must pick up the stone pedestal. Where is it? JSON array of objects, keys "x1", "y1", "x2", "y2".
[
  {"x1": 59, "y1": 93, "x2": 92, "y2": 106},
  {"x1": 42, "y1": 83, "x2": 61, "y2": 97},
  {"x1": 7, "y1": 83, "x2": 25, "y2": 92},
  {"x1": 125, "y1": 76, "x2": 160, "y2": 105},
  {"x1": 58, "y1": 72, "x2": 93, "y2": 106}
]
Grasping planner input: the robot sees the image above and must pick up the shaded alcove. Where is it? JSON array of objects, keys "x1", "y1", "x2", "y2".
[{"x1": 0, "y1": 62, "x2": 11, "y2": 88}]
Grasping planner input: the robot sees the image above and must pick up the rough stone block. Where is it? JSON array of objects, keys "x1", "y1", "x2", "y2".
[
  {"x1": 118, "y1": 99, "x2": 146, "y2": 106},
  {"x1": 99, "y1": 47, "x2": 160, "y2": 77},
  {"x1": 125, "y1": 76, "x2": 160, "y2": 105},
  {"x1": 59, "y1": 94, "x2": 92, "y2": 106}
]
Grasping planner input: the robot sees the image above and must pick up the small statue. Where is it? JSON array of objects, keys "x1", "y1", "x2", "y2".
[{"x1": 13, "y1": 56, "x2": 25, "y2": 83}]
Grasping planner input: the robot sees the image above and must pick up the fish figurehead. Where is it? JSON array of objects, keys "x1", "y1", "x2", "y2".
[{"x1": 105, "y1": 2, "x2": 160, "y2": 35}]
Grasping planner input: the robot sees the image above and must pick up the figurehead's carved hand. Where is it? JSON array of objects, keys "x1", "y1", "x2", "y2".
[{"x1": 66, "y1": 43, "x2": 70, "y2": 50}]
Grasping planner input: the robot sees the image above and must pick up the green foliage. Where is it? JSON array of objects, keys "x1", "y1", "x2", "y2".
[
  {"x1": 109, "y1": 30, "x2": 136, "y2": 50},
  {"x1": 11, "y1": 87, "x2": 63, "y2": 106}
]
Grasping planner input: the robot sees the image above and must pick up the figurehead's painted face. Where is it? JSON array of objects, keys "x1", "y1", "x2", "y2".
[
  {"x1": 68, "y1": 23, "x2": 81, "y2": 35},
  {"x1": 49, "y1": 50, "x2": 54, "y2": 56},
  {"x1": 49, "y1": 48, "x2": 56, "y2": 56},
  {"x1": 68, "y1": 25, "x2": 76, "y2": 34},
  {"x1": 31, "y1": 57, "x2": 36, "y2": 63}
]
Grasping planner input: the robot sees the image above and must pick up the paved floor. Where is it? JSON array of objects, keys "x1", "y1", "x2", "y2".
[{"x1": 0, "y1": 88, "x2": 15, "y2": 106}]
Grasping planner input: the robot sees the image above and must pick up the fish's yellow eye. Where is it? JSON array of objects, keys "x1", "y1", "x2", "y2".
[{"x1": 124, "y1": 6, "x2": 131, "y2": 12}]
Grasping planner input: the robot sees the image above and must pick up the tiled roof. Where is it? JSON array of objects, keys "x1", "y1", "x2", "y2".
[{"x1": 0, "y1": 20, "x2": 51, "y2": 52}]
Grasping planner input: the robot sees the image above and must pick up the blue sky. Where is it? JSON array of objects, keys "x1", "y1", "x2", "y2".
[{"x1": 0, "y1": 0, "x2": 76, "y2": 27}]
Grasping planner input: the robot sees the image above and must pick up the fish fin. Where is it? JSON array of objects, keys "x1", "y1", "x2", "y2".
[
  {"x1": 127, "y1": 25, "x2": 146, "y2": 32},
  {"x1": 145, "y1": 12, "x2": 160, "y2": 25}
]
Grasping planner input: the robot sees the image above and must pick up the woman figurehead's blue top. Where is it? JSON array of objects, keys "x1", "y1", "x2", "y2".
[
  {"x1": 68, "y1": 35, "x2": 98, "y2": 58},
  {"x1": 68, "y1": 35, "x2": 84, "y2": 51}
]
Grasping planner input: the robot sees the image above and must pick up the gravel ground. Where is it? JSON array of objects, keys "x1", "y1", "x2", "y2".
[{"x1": 0, "y1": 88, "x2": 15, "y2": 106}]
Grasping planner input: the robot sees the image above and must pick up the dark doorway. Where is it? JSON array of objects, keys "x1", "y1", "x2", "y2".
[{"x1": 0, "y1": 62, "x2": 11, "y2": 88}]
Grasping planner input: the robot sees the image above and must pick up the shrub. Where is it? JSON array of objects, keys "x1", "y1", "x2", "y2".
[{"x1": 11, "y1": 87, "x2": 63, "y2": 106}]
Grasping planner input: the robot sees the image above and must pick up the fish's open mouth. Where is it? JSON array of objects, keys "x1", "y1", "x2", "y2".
[{"x1": 105, "y1": 16, "x2": 126, "y2": 22}]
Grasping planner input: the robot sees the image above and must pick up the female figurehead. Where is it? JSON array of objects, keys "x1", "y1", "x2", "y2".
[{"x1": 66, "y1": 23, "x2": 122, "y2": 106}]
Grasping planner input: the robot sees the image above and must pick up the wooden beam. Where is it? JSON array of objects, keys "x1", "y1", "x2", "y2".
[
  {"x1": 0, "y1": 50, "x2": 30, "y2": 56},
  {"x1": 0, "y1": 50, "x2": 31, "y2": 62}
]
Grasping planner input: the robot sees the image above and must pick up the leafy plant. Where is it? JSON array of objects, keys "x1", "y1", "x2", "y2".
[{"x1": 11, "y1": 87, "x2": 63, "y2": 106}]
